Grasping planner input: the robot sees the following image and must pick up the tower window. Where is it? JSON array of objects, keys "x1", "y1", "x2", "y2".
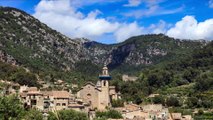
[{"x1": 104, "y1": 81, "x2": 106, "y2": 86}]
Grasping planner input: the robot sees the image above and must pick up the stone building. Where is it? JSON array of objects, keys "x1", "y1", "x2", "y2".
[
  {"x1": 170, "y1": 113, "x2": 193, "y2": 120},
  {"x1": 19, "y1": 86, "x2": 72, "y2": 111},
  {"x1": 118, "y1": 104, "x2": 169, "y2": 120},
  {"x1": 77, "y1": 64, "x2": 120, "y2": 111},
  {"x1": 0, "y1": 80, "x2": 20, "y2": 95},
  {"x1": 122, "y1": 74, "x2": 138, "y2": 82}
]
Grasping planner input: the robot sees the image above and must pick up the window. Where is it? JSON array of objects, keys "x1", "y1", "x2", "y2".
[
  {"x1": 31, "y1": 100, "x2": 36, "y2": 105},
  {"x1": 62, "y1": 103, "x2": 66, "y2": 106},
  {"x1": 56, "y1": 103, "x2": 60, "y2": 106},
  {"x1": 104, "y1": 81, "x2": 106, "y2": 86}
]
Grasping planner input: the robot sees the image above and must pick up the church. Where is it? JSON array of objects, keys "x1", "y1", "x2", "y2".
[{"x1": 77, "y1": 64, "x2": 120, "y2": 111}]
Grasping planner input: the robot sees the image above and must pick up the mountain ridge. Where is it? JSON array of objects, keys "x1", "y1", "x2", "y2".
[{"x1": 0, "y1": 7, "x2": 208, "y2": 82}]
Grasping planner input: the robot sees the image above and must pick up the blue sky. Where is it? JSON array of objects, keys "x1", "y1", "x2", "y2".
[{"x1": 1, "y1": 0, "x2": 213, "y2": 44}]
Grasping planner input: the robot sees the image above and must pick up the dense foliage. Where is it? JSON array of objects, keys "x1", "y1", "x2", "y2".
[
  {"x1": 22, "y1": 109, "x2": 43, "y2": 120},
  {"x1": 111, "y1": 41, "x2": 213, "y2": 108},
  {"x1": 111, "y1": 99, "x2": 124, "y2": 107},
  {"x1": 194, "y1": 112, "x2": 213, "y2": 120},
  {"x1": 0, "y1": 61, "x2": 40, "y2": 87},
  {"x1": 0, "y1": 95, "x2": 43, "y2": 120},
  {"x1": 95, "y1": 109, "x2": 123, "y2": 119},
  {"x1": 48, "y1": 109, "x2": 88, "y2": 120}
]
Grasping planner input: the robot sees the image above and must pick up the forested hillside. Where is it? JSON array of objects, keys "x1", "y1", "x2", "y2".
[
  {"x1": 0, "y1": 61, "x2": 39, "y2": 87},
  {"x1": 112, "y1": 41, "x2": 213, "y2": 109},
  {"x1": 0, "y1": 7, "x2": 206, "y2": 85}
]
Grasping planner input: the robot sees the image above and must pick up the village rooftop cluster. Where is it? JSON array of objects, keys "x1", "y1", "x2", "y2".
[{"x1": 0, "y1": 65, "x2": 193, "y2": 120}]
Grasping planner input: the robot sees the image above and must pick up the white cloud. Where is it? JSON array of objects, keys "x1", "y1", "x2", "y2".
[
  {"x1": 149, "y1": 20, "x2": 171, "y2": 34},
  {"x1": 114, "y1": 22, "x2": 144, "y2": 42},
  {"x1": 123, "y1": 0, "x2": 183, "y2": 18},
  {"x1": 70, "y1": 0, "x2": 121, "y2": 8},
  {"x1": 124, "y1": 0, "x2": 164, "y2": 7},
  {"x1": 87, "y1": 10, "x2": 102, "y2": 18},
  {"x1": 209, "y1": 0, "x2": 213, "y2": 8},
  {"x1": 33, "y1": 0, "x2": 213, "y2": 43},
  {"x1": 166, "y1": 16, "x2": 213, "y2": 40},
  {"x1": 34, "y1": 0, "x2": 119, "y2": 40},
  {"x1": 124, "y1": 0, "x2": 142, "y2": 7},
  {"x1": 33, "y1": 0, "x2": 151, "y2": 43},
  {"x1": 124, "y1": 5, "x2": 184, "y2": 18}
]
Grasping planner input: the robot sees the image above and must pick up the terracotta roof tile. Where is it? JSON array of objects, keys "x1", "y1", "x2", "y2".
[
  {"x1": 52, "y1": 91, "x2": 70, "y2": 98},
  {"x1": 27, "y1": 91, "x2": 42, "y2": 95}
]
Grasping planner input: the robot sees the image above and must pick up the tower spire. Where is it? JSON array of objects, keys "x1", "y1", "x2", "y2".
[{"x1": 99, "y1": 64, "x2": 111, "y2": 80}]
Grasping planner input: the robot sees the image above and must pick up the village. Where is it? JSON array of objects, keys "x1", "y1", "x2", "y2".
[{"x1": 0, "y1": 65, "x2": 193, "y2": 120}]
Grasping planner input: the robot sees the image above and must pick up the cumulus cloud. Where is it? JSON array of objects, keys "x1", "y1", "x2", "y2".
[
  {"x1": 34, "y1": 0, "x2": 146, "y2": 42},
  {"x1": 209, "y1": 0, "x2": 213, "y2": 8},
  {"x1": 34, "y1": 0, "x2": 121, "y2": 40},
  {"x1": 33, "y1": 0, "x2": 213, "y2": 43},
  {"x1": 114, "y1": 22, "x2": 144, "y2": 42},
  {"x1": 166, "y1": 16, "x2": 213, "y2": 40}
]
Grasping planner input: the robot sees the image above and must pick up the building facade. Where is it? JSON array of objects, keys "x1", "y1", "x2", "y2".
[
  {"x1": 19, "y1": 86, "x2": 71, "y2": 111},
  {"x1": 77, "y1": 64, "x2": 120, "y2": 111}
]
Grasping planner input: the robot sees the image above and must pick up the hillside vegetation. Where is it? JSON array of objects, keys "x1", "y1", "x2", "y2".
[
  {"x1": 0, "y1": 61, "x2": 39, "y2": 87},
  {"x1": 112, "y1": 41, "x2": 213, "y2": 109},
  {"x1": 0, "y1": 7, "x2": 207, "y2": 84}
]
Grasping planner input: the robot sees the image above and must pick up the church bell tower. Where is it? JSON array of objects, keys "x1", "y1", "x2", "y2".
[
  {"x1": 98, "y1": 64, "x2": 111, "y2": 110},
  {"x1": 99, "y1": 64, "x2": 111, "y2": 87}
]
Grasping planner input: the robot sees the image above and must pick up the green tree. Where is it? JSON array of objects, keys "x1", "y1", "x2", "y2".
[
  {"x1": 195, "y1": 73, "x2": 213, "y2": 91},
  {"x1": 186, "y1": 97, "x2": 199, "y2": 108},
  {"x1": 0, "y1": 95, "x2": 25, "y2": 120},
  {"x1": 166, "y1": 96, "x2": 180, "y2": 107},
  {"x1": 12, "y1": 72, "x2": 39, "y2": 87},
  {"x1": 152, "y1": 95, "x2": 165, "y2": 105},
  {"x1": 96, "y1": 110, "x2": 122, "y2": 119},
  {"x1": 48, "y1": 109, "x2": 88, "y2": 120},
  {"x1": 23, "y1": 109, "x2": 43, "y2": 120},
  {"x1": 198, "y1": 109, "x2": 204, "y2": 115},
  {"x1": 111, "y1": 99, "x2": 124, "y2": 107},
  {"x1": 107, "y1": 109, "x2": 123, "y2": 119},
  {"x1": 182, "y1": 68, "x2": 199, "y2": 83}
]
